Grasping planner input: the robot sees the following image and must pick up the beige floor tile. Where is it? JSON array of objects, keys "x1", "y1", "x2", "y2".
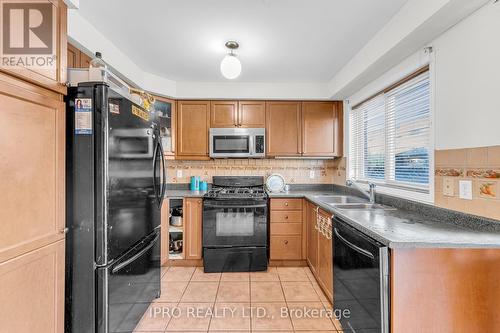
[
  {"x1": 276, "y1": 267, "x2": 309, "y2": 282},
  {"x1": 216, "y1": 281, "x2": 250, "y2": 302},
  {"x1": 208, "y1": 303, "x2": 251, "y2": 331},
  {"x1": 250, "y1": 267, "x2": 280, "y2": 282},
  {"x1": 181, "y1": 281, "x2": 219, "y2": 303},
  {"x1": 220, "y1": 272, "x2": 250, "y2": 281},
  {"x1": 161, "y1": 266, "x2": 169, "y2": 277},
  {"x1": 134, "y1": 302, "x2": 177, "y2": 332},
  {"x1": 250, "y1": 281, "x2": 285, "y2": 302},
  {"x1": 166, "y1": 303, "x2": 213, "y2": 332},
  {"x1": 191, "y1": 267, "x2": 221, "y2": 282},
  {"x1": 163, "y1": 267, "x2": 196, "y2": 281},
  {"x1": 250, "y1": 302, "x2": 293, "y2": 331},
  {"x1": 311, "y1": 281, "x2": 329, "y2": 303},
  {"x1": 287, "y1": 302, "x2": 336, "y2": 331},
  {"x1": 281, "y1": 282, "x2": 320, "y2": 302},
  {"x1": 156, "y1": 281, "x2": 189, "y2": 303}
]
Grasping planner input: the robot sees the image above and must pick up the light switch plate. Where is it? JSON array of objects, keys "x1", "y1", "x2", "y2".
[
  {"x1": 459, "y1": 180, "x2": 473, "y2": 200},
  {"x1": 309, "y1": 170, "x2": 315, "y2": 179},
  {"x1": 443, "y1": 178, "x2": 455, "y2": 196},
  {"x1": 176, "y1": 170, "x2": 183, "y2": 178}
]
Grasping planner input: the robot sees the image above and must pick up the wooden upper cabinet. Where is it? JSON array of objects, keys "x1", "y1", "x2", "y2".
[
  {"x1": 0, "y1": 73, "x2": 66, "y2": 263},
  {"x1": 266, "y1": 101, "x2": 302, "y2": 156},
  {"x1": 184, "y1": 198, "x2": 203, "y2": 260},
  {"x1": 80, "y1": 52, "x2": 92, "y2": 69},
  {"x1": 67, "y1": 43, "x2": 80, "y2": 69},
  {"x1": 210, "y1": 101, "x2": 238, "y2": 127},
  {"x1": 302, "y1": 101, "x2": 343, "y2": 157},
  {"x1": 238, "y1": 101, "x2": 266, "y2": 127},
  {"x1": 176, "y1": 100, "x2": 210, "y2": 159},
  {"x1": 2, "y1": 0, "x2": 67, "y2": 94}
]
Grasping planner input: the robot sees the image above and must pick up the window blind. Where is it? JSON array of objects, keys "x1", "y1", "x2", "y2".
[{"x1": 349, "y1": 71, "x2": 431, "y2": 192}]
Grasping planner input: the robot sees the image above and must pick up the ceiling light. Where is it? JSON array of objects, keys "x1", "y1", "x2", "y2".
[{"x1": 220, "y1": 41, "x2": 241, "y2": 79}]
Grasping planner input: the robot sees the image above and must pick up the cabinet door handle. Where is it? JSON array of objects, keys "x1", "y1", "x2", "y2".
[
  {"x1": 59, "y1": 227, "x2": 69, "y2": 234},
  {"x1": 284, "y1": 202, "x2": 289, "y2": 206},
  {"x1": 284, "y1": 240, "x2": 289, "y2": 245},
  {"x1": 285, "y1": 215, "x2": 289, "y2": 219}
]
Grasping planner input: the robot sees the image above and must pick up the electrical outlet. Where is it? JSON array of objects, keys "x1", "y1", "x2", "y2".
[
  {"x1": 176, "y1": 170, "x2": 183, "y2": 178},
  {"x1": 309, "y1": 170, "x2": 315, "y2": 179},
  {"x1": 459, "y1": 180, "x2": 473, "y2": 200},
  {"x1": 443, "y1": 178, "x2": 455, "y2": 196}
]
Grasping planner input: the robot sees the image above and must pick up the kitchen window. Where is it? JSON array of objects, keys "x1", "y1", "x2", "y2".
[{"x1": 349, "y1": 69, "x2": 432, "y2": 197}]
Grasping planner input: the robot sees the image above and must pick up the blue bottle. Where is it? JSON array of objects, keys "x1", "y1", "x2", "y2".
[{"x1": 190, "y1": 176, "x2": 200, "y2": 191}]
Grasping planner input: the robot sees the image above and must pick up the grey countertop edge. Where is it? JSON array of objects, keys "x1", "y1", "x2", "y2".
[{"x1": 165, "y1": 188, "x2": 500, "y2": 249}]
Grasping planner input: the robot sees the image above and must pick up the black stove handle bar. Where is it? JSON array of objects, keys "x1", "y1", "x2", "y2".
[
  {"x1": 333, "y1": 227, "x2": 375, "y2": 260},
  {"x1": 203, "y1": 202, "x2": 268, "y2": 209}
]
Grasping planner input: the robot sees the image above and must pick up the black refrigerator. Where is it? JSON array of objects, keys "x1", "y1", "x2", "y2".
[{"x1": 65, "y1": 82, "x2": 166, "y2": 333}]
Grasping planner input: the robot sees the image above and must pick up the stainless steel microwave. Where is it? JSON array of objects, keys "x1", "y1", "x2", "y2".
[{"x1": 209, "y1": 128, "x2": 265, "y2": 158}]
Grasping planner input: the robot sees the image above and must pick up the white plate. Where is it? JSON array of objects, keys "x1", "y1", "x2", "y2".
[{"x1": 266, "y1": 174, "x2": 286, "y2": 193}]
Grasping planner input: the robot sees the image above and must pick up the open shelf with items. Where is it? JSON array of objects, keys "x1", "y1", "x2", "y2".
[{"x1": 168, "y1": 198, "x2": 184, "y2": 260}]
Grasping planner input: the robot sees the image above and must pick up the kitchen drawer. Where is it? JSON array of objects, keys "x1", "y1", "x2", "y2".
[
  {"x1": 271, "y1": 223, "x2": 302, "y2": 235},
  {"x1": 270, "y1": 211, "x2": 302, "y2": 223},
  {"x1": 270, "y1": 198, "x2": 302, "y2": 211},
  {"x1": 270, "y1": 235, "x2": 302, "y2": 260}
]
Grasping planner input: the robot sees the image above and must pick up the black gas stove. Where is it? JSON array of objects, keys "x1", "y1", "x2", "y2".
[
  {"x1": 204, "y1": 176, "x2": 268, "y2": 200},
  {"x1": 202, "y1": 176, "x2": 269, "y2": 273}
]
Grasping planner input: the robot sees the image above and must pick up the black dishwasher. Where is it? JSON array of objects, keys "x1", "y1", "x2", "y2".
[{"x1": 333, "y1": 217, "x2": 390, "y2": 333}]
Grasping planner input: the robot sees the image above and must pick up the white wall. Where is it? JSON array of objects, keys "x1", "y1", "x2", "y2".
[
  {"x1": 432, "y1": 2, "x2": 500, "y2": 149},
  {"x1": 347, "y1": 2, "x2": 500, "y2": 151}
]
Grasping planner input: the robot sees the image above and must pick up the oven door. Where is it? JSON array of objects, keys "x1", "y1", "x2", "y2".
[{"x1": 203, "y1": 199, "x2": 268, "y2": 247}]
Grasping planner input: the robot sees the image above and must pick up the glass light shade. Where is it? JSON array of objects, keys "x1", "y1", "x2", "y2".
[{"x1": 220, "y1": 54, "x2": 241, "y2": 79}]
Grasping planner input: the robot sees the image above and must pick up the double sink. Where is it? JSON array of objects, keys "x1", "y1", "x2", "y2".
[{"x1": 312, "y1": 195, "x2": 396, "y2": 211}]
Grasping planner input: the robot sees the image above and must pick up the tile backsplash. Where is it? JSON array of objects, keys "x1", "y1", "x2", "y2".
[
  {"x1": 435, "y1": 145, "x2": 500, "y2": 220},
  {"x1": 166, "y1": 158, "x2": 346, "y2": 185}
]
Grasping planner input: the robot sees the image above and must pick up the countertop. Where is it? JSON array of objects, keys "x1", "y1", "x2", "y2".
[
  {"x1": 165, "y1": 188, "x2": 500, "y2": 249},
  {"x1": 269, "y1": 190, "x2": 500, "y2": 249}
]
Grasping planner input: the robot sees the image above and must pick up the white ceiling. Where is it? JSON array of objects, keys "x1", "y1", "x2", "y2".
[{"x1": 78, "y1": 0, "x2": 409, "y2": 83}]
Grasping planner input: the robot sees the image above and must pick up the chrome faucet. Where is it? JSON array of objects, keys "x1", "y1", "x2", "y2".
[{"x1": 346, "y1": 179, "x2": 376, "y2": 204}]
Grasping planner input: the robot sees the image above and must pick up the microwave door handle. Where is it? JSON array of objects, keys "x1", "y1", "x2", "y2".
[{"x1": 249, "y1": 136, "x2": 254, "y2": 156}]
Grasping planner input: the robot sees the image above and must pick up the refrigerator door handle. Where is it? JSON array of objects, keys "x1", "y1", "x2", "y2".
[
  {"x1": 112, "y1": 232, "x2": 160, "y2": 274},
  {"x1": 158, "y1": 138, "x2": 166, "y2": 208},
  {"x1": 152, "y1": 138, "x2": 160, "y2": 207}
]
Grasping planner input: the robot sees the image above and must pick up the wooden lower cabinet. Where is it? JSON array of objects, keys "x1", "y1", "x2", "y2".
[
  {"x1": 306, "y1": 201, "x2": 333, "y2": 301},
  {"x1": 0, "y1": 240, "x2": 65, "y2": 333},
  {"x1": 317, "y1": 208, "x2": 333, "y2": 300},
  {"x1": 269, "y1": 198, "x2": 305, "y2": 261},
  {"x1": 161, "y1": 200, "x2": 170, "y2": 265},
  {"x1": 184, "y1": 198, "x2": 203, "y2": 260},
  {"x1": 391, "y1": 248, "x2": 500, "y2": 333},
  {"x1": 306, "y1": 201, "x2": 319, "y2": 274}
]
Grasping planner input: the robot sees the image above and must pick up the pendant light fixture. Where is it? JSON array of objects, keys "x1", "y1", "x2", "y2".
[{"x1": 220, "y1": 41, "x2": 241, "y2": 79}]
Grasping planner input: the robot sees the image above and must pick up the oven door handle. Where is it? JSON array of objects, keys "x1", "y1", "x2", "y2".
[
  {"x1": 203, "y1": 203, "x2": 268, "y2": 209},
  {"x1": 334, "y1": 227, "x2": 375, "y2": 259}
]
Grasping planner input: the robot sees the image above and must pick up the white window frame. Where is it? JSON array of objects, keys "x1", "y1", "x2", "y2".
[{"x1": 346, "y1": 53, "x2": 435, "y2": 204}]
